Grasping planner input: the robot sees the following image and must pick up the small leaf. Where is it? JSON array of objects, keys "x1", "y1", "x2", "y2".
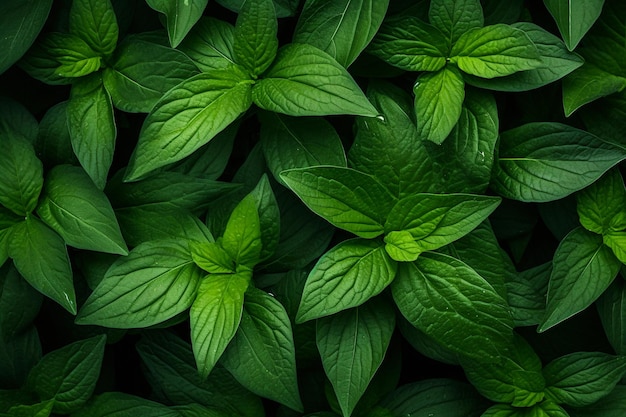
[
  {"x1": 146, "y1": 0, "x2": 209, "y2": 47},
  {"x1": 190, "y1": 271, "x2": 251, "y2": 378},
  {"x1": 543, "y1": 352, "x2": 626, "y2": 407},
  {"x1": 280, "y1": 166, "x2": 396, "y2": 238},
  {"x1": 297, "y1": 238, "x2": 397, "y2": 322},
  {"x1": 429, "y1": 0, "x2": 484, "y2": 44},
  {"x1": 481, "y1": 401, "x2": 570, "y2": 417},
  {"x1": 69, "y1": 0, "x2": 119, "y2": 58},
  {"x1": 384, "y1": 230, "x2": 422, "y2": 262},
  {"x1": 414, "y1": 65, "x2": 465, "y2": 144},
  {"x1": 221, "y1": 194, "x2": 263, "y2": 268},
  {"x1": 252, "y1": 43, "x2": 378, "y2": 117},
  {"x1": 450, "y1": 24, "x2": 543, "y2": 78},
  {"x1": 191, "y1": 241, "x2": 236, "y2": 274},
  {"x1": 544, "y1": 0, "x2": 605, "y2": 51},
  {"x1": 233, "y1": 0, "x2": 278, "y2": 76},
  {"x1": 317, "y1": 297, "x2": 395, "y2": 417},
  {"x1": 539, "y1": 227, "x2": 621, "y2": 332},
  {"x1": 563, "y1": 63, "x2": 626, "y2": 117},
  {"x1": 178, "y1": 17, "x2": 237, "y2": 72},
  {"x1": 576, "y1": 168, "x2": 626, "y2": 235}
]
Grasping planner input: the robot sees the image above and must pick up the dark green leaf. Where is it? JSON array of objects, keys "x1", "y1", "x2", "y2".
[
  {"x1": 75, "y1": 239, "x2": 203, "y2": 328},
  {"x1": 6, "y1": 399, "x2": 54, "y2": 417},
  {"x1": 492, "y1": 122, "x2": 626, "y2": 202},
  {"x1": 567, "y1": 385, "x2": 626, "y2": 417},
  {"x1": 69, "y1": 0, "x2": 119, "y2": 58},
  {"x1": 429, "y1": 0, "x2": 484, "y2": 44},
  {"x1": 297, "y1": 238, "x2": 397, "y2": 322},
  {"x1": 71, "y1": 392, "x2": 178, "y2": 417},
  {"x1": 252, "y1": 43, "x2": 378, "y2": 117},
  {"x1": 597, "y1": 278, "x2": 626, "y2": 355},
  {"x1": 233, "y1": 0, "x2": 278, "y2": 77},
  {"x1": 563, "y1": 64, "x2": 626, "y2": 117},
  {"x1": 146, "y1": 0, "x2": 208, "y2": 47},
  {"x1": 0, "y1": 96, "x2": 38, "y2": 145},
  {"x1": 504, "y1": 262, "x2": 550, "y2": 327},
  {"x1": 280, "y1": 166, "x2": 396, "y2": 238},
  {"x1": 577, "y1": 168, "x2": 626, "y2": 235},
  {"x1": 35, "y1": 101, "x2": 76, "y2": 167},
  {"x1": 0, "y1": 263, "x2": 42, "y2": 339},
  {"x1": 0, "y1": 327, "x2": 41, "y2": 389},
  {"x1": 481, "y1": 401, "x2": 570, "y2": 417},
  {"x1": 178, "y1": 17, "x2": 236, "y2": 72},
  {"x1": 544, "y1": 0, "x2": 605, "y2": 51}
]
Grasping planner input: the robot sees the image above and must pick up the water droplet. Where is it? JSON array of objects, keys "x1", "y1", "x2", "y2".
[
  {"x1": 375, "y1": 114, "x2": 385, "y2": 122},
  {"x1": 475, "y1": 150, "x2": 486, "y2": 164}
]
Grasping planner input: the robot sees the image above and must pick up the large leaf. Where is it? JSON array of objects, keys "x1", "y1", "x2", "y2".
[
  {"x1": 37, "y1": 165, "x2": 127, "y2": 255},
  {"x1": 297, "y1": 238, "x2": 397, "y2": 322},
  {"x1": 69, "y1": 0, "x2": 119, "y2": 58},
  {"x1": 232, "y1": 0, "x2": 278, "y2": 77},
  {"x1": 450, "y1": 24, "x2": 542, "y2": 78},
  {"x1": 414, "y1": 65, "x2": 465, "y2": 144},
  {"x1": 539, "y1": 227, "x2": 621, "y2": 332},
  {"x1": 294, "y1": 0, "x2": 390, "y2": 67},
  {"x1": 26, "y1": 335, "x2": 106, "y2": 414},
  {"x1": 67, "y1": 73, "x2": 117, "y2": 190},
  {"x1": 391, "y1": 252, "x2": 515, "y2": 362},
  {"x1": 145, "y1": 0, "x2": 209, "y2": 47},
  {"x1": 178, "y1": 17, "x2": 237, "y2": 72},
  {"x1": 544, "y1": 0, "x2": 605, "y2": 50},
  {"x1": 0, "y1": 132, "x2": 43, "y2": 216},
  {"x1": 252, "y1": 43, "x2": 378, "y2": 117},
  {"x1": 0, "y1": 0, "x2": 53, "y2": 75},
  {"x1": 280, "y1": 166, "x2": 396, "y2": 238},
  {"x1": 8, "y1": 217, "x2": 75, "y2": 314},
  {"x1": 429, "y1": 0, "x2": 484, "y2": 44},
  {"x1": 491, "y1": 122, "x2": 626, "y2": 202},
  {"x1": 75, "y1": 239, "x2": 203, "y2": 328},
  {"x1": 317, "y1": 297, "x2": 395, "y2": 417},
  {"x1": 221, "y1": 287, "x2": 302, "y2": 411},
  {"x1": 125, "y1": 67, "x2": 253, "y2": 181},
  {"x1": 190, "y1": 271, "x2": 251, "y2": 378}
]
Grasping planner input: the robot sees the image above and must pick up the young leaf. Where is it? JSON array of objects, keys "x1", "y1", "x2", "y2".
[
  {"x1": 8, "y1": 217, "x2": 75, "y2": 314},
  {"x1": 178, "y1": 17, "x2": 237, "y2": 72},
  {"x1": 145, "y1": 0, "x2": 209, "y2": 47},
  {"x1": 544, "y1": 0, "x2": 605, "y2": 51},
  {"x1": 543, "y1": 352, "x2": 626, "y2": 407},
  {"x1": 414, "y1": 65, "x2": 465, "y2": 144},
  {"x1": 67, "y1": 73, "x2": 116, "y2": 190},
  {"x1": 384, "y1": 193, "x2": 501, "y2": 255},
  {"x1": 481, "y1": 401, "x2": 570, "y2": 417},
  {"x1": 103, "y1": 36, "x2": 199, "y2": 113},
  {"x1": 384, "y1": 230, "x2": 422, "y2": 262},
  {"x1": 492, "y1": 122, "x2": 626, "y2": 202},
  {"x1": 391, "y1": 252, "x2": 515, "y2": 362},
  {"x1": 125, "y1": 66, "x2": 253, "y2": 181},
  {"x1": 0, "y1": 132, "x2": 43, "y2": 216},
  {"x1": 69, "y1": 0, "x2": 119, "y2": 58},
  {"x1": 75, "y1": 239, "x2": 203, "y2": 328},
  {"x1": 450, "y1": 24, "x2": 543, "y2": 78},
  {"x1": 317, "y1": 297, "x2": 395, "y2": 417},
  {"x1": 280, "y1": 166, "x2": 397, "y2": 238},
  {"x1": 37, "y1": 165, "x2": 127, "y2": 255},
  {"x1": 297, "y1": 238, "x2": 397, "y2": 322},
  {"x1": 294, "y1": 0, "x2": 390, "y2": 67},
  {"x1": 429, "y1": 0, "x2": 484, "y2": 45},
  {"x1": 233, "y1": 0, "x2": 278, "y2": 77},
  {"x1": 221, "y1": 194, "x2": 263, "y2": 268},
  {"x1": 576, "y1": 168, "x2": 626, "y2": 235},
  {"x1": 26, "y1": 335, "x2": 106, "y2": 414},
  {"x1": 368, "y1": 16, "x2": 449, "y2": 72},
  {"x1": 539, "y1": 227, "x2": 621, "y2": 332},
  {"x1": 191, "y1": 241, "x2": 236, "y2": 274},
  {"x1": 252, "y1": 43, "x2": 378, "y2": 117},
  {"x1": 190, "y1": 271, "x2": 251, "y2": 378},
  {"x1": 221, "y1": 287, "x2": 302, "y2": 412}
]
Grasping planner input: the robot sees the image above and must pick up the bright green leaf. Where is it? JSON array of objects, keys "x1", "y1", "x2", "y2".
[
  {"x1": 178, "y1": 17, "x2": 237, "y2": 72},
  {"x1": 6, "y1": 399, "x2": 54, "y2": 417},
  {"x1": 190, "y1": 241, "x2": 236, "y2": 274},
  {"x1": 429, "y1": 0, "x2": 484, "y2": 44},
  {"x1": 146, "y1": 0, "x2": 209, "y2": 47},
  {"x1": 233, "y1": 0, "x2": 278, "y2": 76},
  {"x1": 481, "y1": 401, "x2": 570, "y2": 417},
  {"x1": 384, "y1": 230, "x2": 422, "y2": 262},
  {"x1": 221, "y1": 194, "x2": 263, "y2": 268},
  {"x1": 544, "y1": 0, "x2": 605, "y2": 51},
  {"x1": 576, "y1": 168, "x2": 626, "y2": 235},
  {"x1": 69, "y1": 0, "x2": 119, "y2": 58}
]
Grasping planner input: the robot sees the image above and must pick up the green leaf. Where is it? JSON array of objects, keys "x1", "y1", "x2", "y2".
[
  {"x1": 0, "y1": 132, "x2": 43, "y2": 216},
  {"x1": 233, "y1": 0, "x2": 278, "y2": 77},
  {"x1": 294, "y1": 0, "x2": 390, "y2": 67},
  {"x1": 8, "y1": 217, "x2": 75, "y2": 314},
  {"x1": 562, "y1": 63, "x2": 626, "y2": 117},
  {"x1": 221, "y1": 194, "x2": 263, "y2": 268},
  {"x1": 0, "y1": 96, "x2": 38, "y2": 145},
  {"x1": 26, "y1": 335, "x2": 106, "y2": 414},
  {"x1": 450, "y1": 24, "x2": 542, "y2": 78},
  {"x1": 260, "y1": 112, "x2": 347, "y2": 185},
  {"x1": 544, "y1": 0, "x2": 605, "y2": 51},
  {"x1": 491, "y1": 122, "x2": 626, "y2": 202},
  {"x1": 190, "y1": 271, "x2": 251, "y2": 378},
  {"x1": 67, "y1": 73, "x2": 117, "y2": 190},
  {"x1": 37, "y1": 165, "x2": 127, "y2": 255},
  {"x1": 464, "y1": 22, "x2": 584, "y2": 91},
  {"x1": 543, "y1": 352, "x2": 626, "y2": 407},
  {"x1": 71, "y1": 392, "x2": 178, "y2": 417},
  {"x1": 566, "y1": 385, "x2": 626, "y2": 417},
  {"x1": 252, "y1": 43, "x2": 378, "y2": 117},
  {"x1": 35, "y1": 101, "x2": 76, "y2": 167},
  {"x1": 317, "y1": 297, "x2": 395, "y2": 417},
  {"x1": 280, "y1": 166, "x2": 396, "y2": 238},
  {"x1": 136, "y1": 330, "x2": 264, "y2": 417},
  {"x1": 0, "y1": 263, "x2": 42, "y2": 339},
  {"x1": 69, "y1": 0, "x2": 119, "y2": 58},
  {"x1": 0, "y1": 0, "x2": 53, "y2": 75},
  {"x1": 30, "y1": 32, "x2": 102, "y2": 79},
  {"x1": 297, "y1": 238, "x2": 396, "y2": 322},
  {"x1": 577, "y1": 168, "x2": 626, "y2": 235},
  {"x1": 429, "y1": 0, "x2": 484, "y2": 44},
  {"x1": 125, "y1": 67, "x2": 253, "y2": 181},
  {"x1": 461, "y1": 334, "x2": 545, "y2": 407},
  {"x1": 539, "y1": 227, "x2": 621, "y2": 332},
  {"x1": 414, "y1": 65, "x2": 465, "y2": 144},
  {"x1": 248, "y1": 175, "x2": 280, "y2": 262},
  {"x1": 384, "y1": 193, "x2": 501, "y2": 255},
  {"x1": 596, "y1": 279, "x2": 626, "y2": 355},
  {"x1": 391, "y1": 252, "x2": 514, "y2": 362},
  {"x1": 190, "y1": 241, "x2": 236, "y2": 274},
  {"x1": 384, "y1": 230, "x2": 422, "y2": 262},
  {"x1": 367, "y1": 16, "x2": 449, "y2": 72},
  {"x1": 222, "y1": 287, "x2": 302, "y2": 411},
  {"x1": 103, "y1": 36, "x2": 199, "y2": 113},
  {"x1": 75, "y1": 239, "x2": 203, "y2": 328},
  {"x1": 6, "y1": 399, "x2": 54, "y2": 417},
  {"x1": 146, "y1": 0, "x2": 209, "y2": 47},
  {"x1": 178, "y1": 17, "x2": 237, "y2": 72},
  {"x1": 481, "y1": 401, "x2": 570, "y2": 417}
]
